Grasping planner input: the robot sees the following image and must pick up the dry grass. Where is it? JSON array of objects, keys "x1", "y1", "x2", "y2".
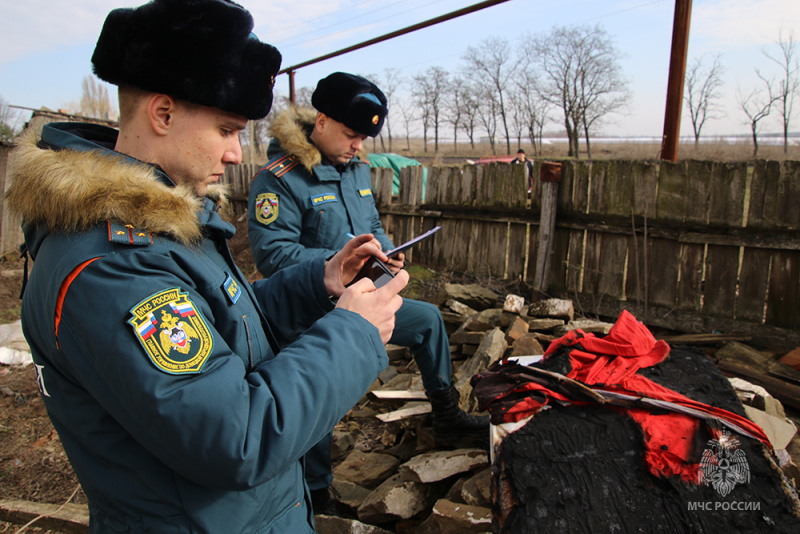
[{"x1": 363, "y1": 137, "x2": 800, "y2": 163}]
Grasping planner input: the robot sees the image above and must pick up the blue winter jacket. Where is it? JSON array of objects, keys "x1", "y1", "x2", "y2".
[
  {"x1": 6, "y1": 122, "x2": 387, "y2": 533},
  {"x1": 248, "y1": 107, "x2": 393, "y2": 277}
]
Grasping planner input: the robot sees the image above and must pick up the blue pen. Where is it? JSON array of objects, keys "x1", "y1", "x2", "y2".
[{"x1": 346, "y1": 232, "x2": 356, "y2": 239}]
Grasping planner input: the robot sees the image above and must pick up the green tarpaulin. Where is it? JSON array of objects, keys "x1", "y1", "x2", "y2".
[{"x1": 368, "y1": 153, "x2": 427, "y2": 201}]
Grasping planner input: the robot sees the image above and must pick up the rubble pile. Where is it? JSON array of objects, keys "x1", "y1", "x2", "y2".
[{"x1": 316, "y1": 285, "x2": 800, "y2": 533}]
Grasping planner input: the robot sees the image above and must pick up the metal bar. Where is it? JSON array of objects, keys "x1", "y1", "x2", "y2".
[{"x1": 278, "y1": 0, "x2": 510, "y2": 79}]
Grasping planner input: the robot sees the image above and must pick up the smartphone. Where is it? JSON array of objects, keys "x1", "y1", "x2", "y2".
[{"x1": 348, "y1": 256, "x2": 395, "y2": 289}]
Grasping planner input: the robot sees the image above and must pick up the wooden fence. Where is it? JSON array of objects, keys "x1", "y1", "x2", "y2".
[{"x1": 355, "y1": 159, "x2": 800, "y2": 350}]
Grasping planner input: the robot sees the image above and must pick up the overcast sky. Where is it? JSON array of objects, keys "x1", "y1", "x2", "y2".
[{"x1": 1, "y1": 0, "x2": 798, "y2": 137}]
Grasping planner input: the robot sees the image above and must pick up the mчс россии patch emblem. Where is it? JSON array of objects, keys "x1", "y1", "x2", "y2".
[
  {"x1": 255, "y1": 192, "x2": 279, "y2": 225},
  {"x1": 128, "y1": 288, "x2": 213, "y2": 374}
]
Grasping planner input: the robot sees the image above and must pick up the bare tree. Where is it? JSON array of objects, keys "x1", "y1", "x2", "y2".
[
  {"x1": 684, "y1": 54, "x2": 725, "y2": 146},
  {"x1": 761, "y1": 29, "x2": 800, "y2": 154},
  {"x1": 411, "y1": 67, "x2": 449, "y2": 153},
  {"x1": 457, "y1": 81, "x2": 480, "y2": 150},
  {"x1": 462, "y1": 37, "x2": 516, "y2": 154},
  {"x1": 523, "y1": 24, "x2": 629, "y2": 159},
  {"x1": 79, "y1": 75, "x2": 115, "y2": 119},
  {"x1": 1, "y1": 95, "x2": 22, "y2": 143},
  {"x1": 737, "y1": 76, "x2": 778, "y2": 157},
  {"x1": 365, "y1": 69, "x2": 403, "y2": 153},
  {"x1": 396, "y1": 100, "x2": 415, "y2": 152},
  {"x1": 443, "y1": 76, "x2": 467, "y2": 151},
  {"x1": 515, "y1": 71, "x2": 551, "y2": 157}
]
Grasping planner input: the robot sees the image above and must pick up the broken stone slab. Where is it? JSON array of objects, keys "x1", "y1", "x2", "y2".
[
  {"x1": 418, "y1": 498, "x2": 493, "y2": 534},
  {"x1": 357, "y1": 472, "x2": 433, "y2": 524},
  {"x1": 527, "y1": 298, "x2": 574, "y2": 322},
  {"x1": 314, "y1": 514, "x2": 393, "y2": 534},
  {"x1": 332, "y1": 428, "x2": 355, "y2": 461},
  {"x1": 526, "y1": 318, "x2": 565, "y2": 332},
  {"x1": 385, "y1": 344, "x2": 410, "y2": 362},
  {"x1": 505, "y1": 316, "x2": 529, "y2": 343},
  {"x1": 331, "y1": 479, "x2": 372, "y2": 514},
  {"x1": 399, "y1": 448, "x2": 489, "y2": 484},
  {"x1": 333, "y1": 450, "x2": 401, "y2": 489},
  {"x1": 443, "y1": 284, "x2": 499, "y2": 310},
  {"x1": 461, "y1": 467, "x2": 492, "y2": 508},
  {"x1": 462, "y1": 317, "x2": 494, "y2": 332},
  {"x1": 445, "y1": 299, "x2": 479, "y2": 317},
  {"x1": 508, "y1": 334, "x2": 544, "y2": 358},
  {"x1": 449, "y1": 330, "x2": 486, "y2": 345},
  {"x1": 378, "y1": 365, "x2": 399, "y2": 385},
  {"x1": 461, "y1": 344, "x2": 478, "y2": 357},
  {"x1": 553, "y1": 318, "x2": 614, "y2": 336},
  {"x1": 503, "y1": 294, "x2": 525, "y2": 314},
  {"x1": 454, "y1": 328, "x2": 507, "y2": 411},
  {"x1": 779, "y1": 347, "x2": 800, "y2": 371}
]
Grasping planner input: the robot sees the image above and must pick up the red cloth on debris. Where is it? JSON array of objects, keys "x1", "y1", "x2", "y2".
[{"x1": 475, "y1": 310, "x2": 770, "y2": 482}]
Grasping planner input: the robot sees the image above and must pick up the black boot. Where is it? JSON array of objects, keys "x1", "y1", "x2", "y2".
[
  {"x1": 426, "y1": 385, "x2": 490, "y2": 447},
  {"x1": 309, "y1": 485, "x2": 341, "y2": 516}
]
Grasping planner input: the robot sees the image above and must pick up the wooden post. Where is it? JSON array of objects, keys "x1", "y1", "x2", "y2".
[
  {"x1": 533, "y1": 162, "x2": 562, "y2": 292},
  {"x1": 660, "y1": 0, "x2": 693, "y2": 162}
]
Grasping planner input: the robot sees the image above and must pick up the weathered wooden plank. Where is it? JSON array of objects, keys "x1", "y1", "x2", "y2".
[
  {"x1": 736, "y1": 247, "x2": 770, "y2": 323},
  {"x1": 709, "y1": 162, "x2": 746, "y2": 226},
  {"x1": 415, "y1": 217, "x2": 441, "y2": 265},
  {"x1": 676, "y1": 243, "x2": 704, "y2": 311},
  {"x1": 430, "y1": 218, "x2": 471, "y2": 272},
  {"x1": 656, "y1": 160, "x2": 687, "y2": 222},
  {"x1": 524, "y1": 222, "x2": 541, "y2": 283},
  {"x1": 529, "y1": 159, "x2": 543, "y2": 212},
  {"x1": 702, "y1": 244, "x2": 740, "y2": 319},
  {"x1": 765, "y1": 249, "x2": 800, "y2": 329},
  {"x1": 581, "y1": 230, "x2": 602, "y2": 295},
  {"x1": 562, "y1": 228, "x2": 585, "y2": 295},
  {"x1": 398, "y1": 166, "x2": 423, "y2": 206},
  {"x1": 646, "y1": 237, "x2": 680, "y2": 308},
  {"x1": 467, "y1": 220, "x2": 507, "y2": 277},
  {"x1": 596, "y1": 233, "x2": 629, "y2": 299},
  {"x1": 371, "y1": 167, "x2": 394, "y2": 208},
  {"x1": 631, "y1": 160, "x2": 658, "y2": 219},
  {"x1": 507, "y1": 222, "x2": 528, "y2": 280},
  {"x1": 567, "y1": 160, "x2": 590, "y2": 214},
  {"x1": 747, "y1": 160, "x2": 780, "y2": 228},
  {"x1": 778, "y1": 160, "x2": 800, "y2": 229},
  {"x1": 591, "y1": 160, "x2": 636, "y2": 217},
  {"x1": 0, "y1": 499, "x2": 89, "y2": 534},
  {"x1": 684, "y1": 160, "x2": 713, "y2": 223}
]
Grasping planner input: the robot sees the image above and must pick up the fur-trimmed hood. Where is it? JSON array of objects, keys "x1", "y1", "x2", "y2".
[
  {"x1": 267, "y1": 106, "x2": 322, "y2": 173},
  {"x1": 5, "y1": 124, "x2": 227, "y2": 249}
]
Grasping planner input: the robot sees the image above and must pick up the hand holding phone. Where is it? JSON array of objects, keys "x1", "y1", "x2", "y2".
[{"x1": 347, "y1": 256, "x2": 395, "y2": 288}]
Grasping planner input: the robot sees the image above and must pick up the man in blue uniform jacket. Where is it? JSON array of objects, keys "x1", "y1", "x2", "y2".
[
  {"x1": 247, "y1": 72, "x2": 489, "y2": 511},
  {"x1": 5, "y1": 2, "x2": 408, "y2": 533}
]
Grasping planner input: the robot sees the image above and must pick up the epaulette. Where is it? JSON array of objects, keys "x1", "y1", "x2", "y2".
[
  {"x1": 263, "y1": 154, "x2": 299, "y2": 178},
  {"x1": 107, "y1": 221, "x2": 153, "y2": 246}
]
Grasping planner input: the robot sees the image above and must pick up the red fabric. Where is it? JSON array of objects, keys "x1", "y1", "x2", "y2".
[{"x1": 489, "y1": 310, "x2": 770, "y2": 483}]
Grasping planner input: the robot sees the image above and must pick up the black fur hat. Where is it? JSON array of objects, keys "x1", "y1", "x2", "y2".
[
  {"x1": 91, "y1": 0, "x2": 281, "y2": 120},
  {"x1": 312, "y1": 72, "x2": 388, "y2": 137}
]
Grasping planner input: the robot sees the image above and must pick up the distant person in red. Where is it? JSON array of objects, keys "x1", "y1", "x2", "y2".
[{"x1": 512, "y1": 149, "x2": 534, "y2": 193}]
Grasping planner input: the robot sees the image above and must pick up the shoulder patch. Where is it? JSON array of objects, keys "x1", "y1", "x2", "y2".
[
  {"x1": 255, "y1": 192, "x2": 279, "y2": 225},
  {"x1": 128, "y1": 288, "x2": 213, "y2": 374},
  {"x1": 311, "y1": 192, "x2": 338, "y2": 206},
  {"x1": 358, "y1": 188, "x2": 373, "y2": 197},
  {"x1": 108, "y1": 221, "x2": 153, "y2": 245}
]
